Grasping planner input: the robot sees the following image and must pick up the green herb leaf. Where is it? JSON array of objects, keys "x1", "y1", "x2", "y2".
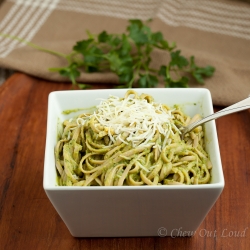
[
  {"x1": 59, "y1": 63, "x2": 80, "y2": 85},
  {"x1": 104, "y1": 51, "x2": 122, "y2": 72},
  {"x1": 127, "y1": 19, "x2": 149, "y2": 45},
  {"x1": 170, "y1": 50, "x2": 189, "y2": 69},
  {"x1": 158, "y1": 65, "x2": 167, "y2": 78},
  {"x1": 118, "y1": 34, "x2": 132, "y2": 56},
  {"x1": 98, "y1": 31, "x2": 110, "y2": 43},
  {"x1": 138, "y1": 73, "x2": 158, "y2": 88},
  {"x1": 138, "y1": 74, "x2": 147, "y2": 88},
  {"x1": 73, "y1": 39, "x2": 94, "y2": 54},
  {"x1": 190, "y1": 56, "x2": 215, "y2": 84}
]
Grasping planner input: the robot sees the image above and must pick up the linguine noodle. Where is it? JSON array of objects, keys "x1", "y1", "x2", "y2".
[{"x1": 55, "y1": 90, "x2": 212, "y2": 186}]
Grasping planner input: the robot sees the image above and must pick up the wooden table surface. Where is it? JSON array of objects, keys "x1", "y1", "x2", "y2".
[{"x1": 0, "y1": 73, "x2": 249, "y2": 250}]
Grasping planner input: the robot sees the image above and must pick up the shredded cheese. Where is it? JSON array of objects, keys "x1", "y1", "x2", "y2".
[{"x1": 90, "y1": 94, "x2": 177, "y2": 147}]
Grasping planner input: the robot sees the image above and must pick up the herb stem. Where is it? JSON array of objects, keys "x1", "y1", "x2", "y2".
[{"x1": 0, "y1": 33, "x2": 68, "y2": 60}]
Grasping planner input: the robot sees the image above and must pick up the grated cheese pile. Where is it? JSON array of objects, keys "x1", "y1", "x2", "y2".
[{"x1": 78, "y1": 94, "x2": 179, "y2": 148}]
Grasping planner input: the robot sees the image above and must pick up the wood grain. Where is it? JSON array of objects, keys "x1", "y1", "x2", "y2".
[{"x1": 0, "y1": 73, "x2": 249, "y2": 250}]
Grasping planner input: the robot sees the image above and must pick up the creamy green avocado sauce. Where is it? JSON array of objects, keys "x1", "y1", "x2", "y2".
[
  {"x1": 62, "y1": 106, "x2": 96, "y2": 115},
  {"x1": 62, "y1": 108, "x2": 85, "y2": 115}
]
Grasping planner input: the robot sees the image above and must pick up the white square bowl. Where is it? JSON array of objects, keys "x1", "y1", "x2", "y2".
[{"x1": 43, "y1": 88, "x2": 224, "y2": 237}]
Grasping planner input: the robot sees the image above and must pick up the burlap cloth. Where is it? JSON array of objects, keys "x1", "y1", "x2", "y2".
[{"x1": 0, "y1": 0, "x2": 250, "y2": 106}]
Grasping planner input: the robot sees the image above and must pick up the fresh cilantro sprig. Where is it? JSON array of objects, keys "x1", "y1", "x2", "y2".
[
  {"x1": 50, "y1": 19, "x2": 215, "y2": 88},
  {"x1": 0, "y1": 19, "x2": 215, "y2": 89}
]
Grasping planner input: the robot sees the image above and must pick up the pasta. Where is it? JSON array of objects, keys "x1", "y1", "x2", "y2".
[{"x1": 55, "y1": 90, "x2": 212, "y2": 186}]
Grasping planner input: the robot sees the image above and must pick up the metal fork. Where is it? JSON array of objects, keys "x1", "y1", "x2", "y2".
[{"x1": 180, "y1": 96, "x2": 250, "y2": 140}]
